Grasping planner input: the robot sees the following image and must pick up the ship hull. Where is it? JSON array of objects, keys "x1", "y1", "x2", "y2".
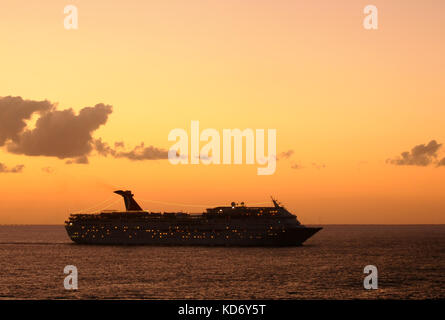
[{"x1": 65, "y1": 223, "x2": 322, "y2": 246}]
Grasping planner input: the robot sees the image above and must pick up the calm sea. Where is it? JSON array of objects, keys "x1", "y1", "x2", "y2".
[{"x1": 0, "y1": 225, "x2": 443, "y2": 299}]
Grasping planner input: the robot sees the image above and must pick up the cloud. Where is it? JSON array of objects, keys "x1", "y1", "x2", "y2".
[
  {"x1": 0, "y1": 96, "x2": 53, "y2": 146},
  {"x1": 1, "y1": 96, "x2": 169, "y2": 164},
  {"x1": 278, "y1": 150, "x2": 294, "y2": 160},
  {"x1": 198, "y1": 154, "x2": 212, "y2": 161},
  {"x1": 7, "y1": 103, "x2": 112, "y2": 159},
  {"x1": 290, "y1": 162, "x2": 325, "y2": 170},
  {"x1": 437, "y1": 157, "x2": 445, "y2": 167},
  {"x1": 92, "y1": 139, "x2": 169, "y2": 160},
  {"x1": 312, "y1": 163, "x2": 326, "y2": 169},
  {"x1": 66, "y1": 155, "x2": 89, "y2": 165},
  {"x1": 114, "y1": 142, "x2": 169, "y2": 160},
  {"x1": 114, "y1": 141, "x2": 125, "y2": 148},
  {"x1": 387, "y1": 140, "x2": 442, "y2": 166},
  {"x1": 0, "y1": 162, "x2": 24, "y2": 173},
  {"x1": 42, "y1": 167, "x2": 55, "y2": 173},
  {"x1": 94, "y1": 138, "x2": 116, "y2": 157}
]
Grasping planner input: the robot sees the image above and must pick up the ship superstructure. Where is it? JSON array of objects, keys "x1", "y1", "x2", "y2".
[{"x1": 65, "y1": 190, "x2": 322, "y2": 246}]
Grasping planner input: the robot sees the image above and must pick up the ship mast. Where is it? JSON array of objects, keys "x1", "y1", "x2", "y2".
[{"x1": 270, "y1": 196, "x2": 281, "y2": 208}]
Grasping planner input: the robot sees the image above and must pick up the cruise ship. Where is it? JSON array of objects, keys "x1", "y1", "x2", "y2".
[{"x1": 65, "y1": 190, "x2": 322, "y2": 246}]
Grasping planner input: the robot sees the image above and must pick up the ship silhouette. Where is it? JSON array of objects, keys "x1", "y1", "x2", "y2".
[{"x1": 65, "y1": 190, "x2": 322, "y2": 246}]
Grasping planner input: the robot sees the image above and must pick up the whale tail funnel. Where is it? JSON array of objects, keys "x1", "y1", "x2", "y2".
[{"x1": 114, "y1": 190, "x2": 143, "y2": 211}]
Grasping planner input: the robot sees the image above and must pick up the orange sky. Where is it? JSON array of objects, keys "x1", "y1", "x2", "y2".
[{"x1": 0, "y1": 0, "x2": 444, "y2": 224}]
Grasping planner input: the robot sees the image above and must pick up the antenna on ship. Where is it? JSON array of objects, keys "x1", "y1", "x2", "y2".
[{"x1": 270, "y1": 196, "x2": 281, "y2": 208}]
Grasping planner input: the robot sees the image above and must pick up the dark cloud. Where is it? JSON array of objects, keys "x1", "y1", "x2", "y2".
[
  {"x1": 0, "y1": 162, "x2": 24, "y2": 173},
  {"x1": 115, "y1": 142, "x2": 169, "y2": 160},
  {"x1": 114, "y1": 141, "x2": 125, "y2": 148},
  {"x1": 0, "y1": 96, "x2": 52, "y2": 145},
  {"x1": 66, "y1": 155, "x2": 89, "y2": 165},
  {"x1": 7, "y1": 103, "x2": 112, "y2": 159},
  {"x1": 92, "y1": 139, "x2": 169, "y2": 160},
  {"x1": 387, "y1": 140, "x2": 442, "y2": 166},
  {"x1": 1, "y1": 96, "x2": 169, "y2": 164},
  {"x1": 437, "y1": 157, "x2": 445, "y2": 167},
  {"x1": 94, "y1": 138, "x2": 116, "y2": 157}
]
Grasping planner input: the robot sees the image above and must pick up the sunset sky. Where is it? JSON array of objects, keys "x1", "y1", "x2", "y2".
[{"x1": 1, "y1": 0, "x2": 445, "y2": 224}]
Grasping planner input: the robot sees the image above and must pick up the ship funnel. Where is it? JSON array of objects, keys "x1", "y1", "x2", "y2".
[{"x1": 114, "y1": 190, "x2": 143, "y2": 211}]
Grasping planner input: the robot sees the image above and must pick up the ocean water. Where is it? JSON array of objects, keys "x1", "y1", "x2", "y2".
[{"x1": 0, "y1": 225, "x2": 443, "y2": 299}]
